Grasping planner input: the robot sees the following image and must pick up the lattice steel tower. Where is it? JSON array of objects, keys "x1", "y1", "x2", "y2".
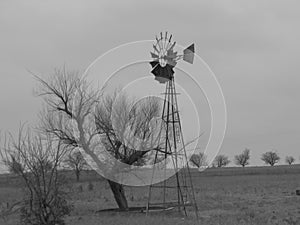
[{"x1": 146, "y1": 32, "x2": 199, "y2": 219}]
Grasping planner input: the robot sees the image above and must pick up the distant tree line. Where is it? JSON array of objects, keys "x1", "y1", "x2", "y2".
[{"x1": 190, "y1": 148, "x2": 298, "y2": 168}]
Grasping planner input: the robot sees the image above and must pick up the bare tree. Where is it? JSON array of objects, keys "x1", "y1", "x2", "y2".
[
  {"x1": 35, "y1": 69, "x2": 161, "y2": 210},
  {"x1": 213, "y1": 155, "x2": 230, "y2": 168},
  {"x1": 94, "y1": 92, "x2": 161, "y2": 209},
  {"x1": 285, "y1": 156, "x2": 295, "y2": 165},
  {"x1": 0, "y1": 126, "x2": 71, "y2": 225},
  {"x1": 189, "y1": 152, "x2": 207, "y2": 168},
  {"x1": 64, "y1": 150, "x2": 88, "y2": 181},
  {"x1": 234, "y1": 148, "x2": 250, "y2": 167},
  {"x1": 261, "y1": 151, "x2": 280, "y2": 166}
]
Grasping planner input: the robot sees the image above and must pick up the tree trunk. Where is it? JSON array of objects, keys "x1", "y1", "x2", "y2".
[
  {"x1": 75, "y1": 170, "x2": 80, "y2": 182},
  {"x1": 108, "y1": 180, "x2": 128, "y2": 210}
]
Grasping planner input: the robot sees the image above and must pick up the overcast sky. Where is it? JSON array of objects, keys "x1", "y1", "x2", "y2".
[{"x1": 0, "y1": 0, "x2": 300, "y2": 167}]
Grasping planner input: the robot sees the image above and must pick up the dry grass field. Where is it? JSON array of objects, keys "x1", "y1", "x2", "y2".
[{"x1": 1, "y1": 165, "x2": 300, "y2": 225}]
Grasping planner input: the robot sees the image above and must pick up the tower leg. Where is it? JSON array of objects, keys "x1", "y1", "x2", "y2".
[{"x1": 146, "y1": 79, "x2": 199, "y2": 220}]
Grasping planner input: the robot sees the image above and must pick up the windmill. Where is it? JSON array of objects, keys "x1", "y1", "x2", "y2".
[{"x1": 146, "y1": 32, "x2": 198, "y2": 219}]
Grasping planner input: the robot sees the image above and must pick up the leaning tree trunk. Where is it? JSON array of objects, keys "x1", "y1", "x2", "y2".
[{"x1": 108, "y1": 180, "x2": 128, "y2": 210}]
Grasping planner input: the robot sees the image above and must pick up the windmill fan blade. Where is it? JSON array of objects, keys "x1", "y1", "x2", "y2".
[
  {"x1": 169, "y1": 41, "x2": 176, "y2": 51},
  {"x1": 150, "y1": 60, "x2": 159, "y2": 68},
  {"x1": 150, "y1": 52, "x2": 159, "y2": 59},
  {"x1": 151, "y1": 65, "x2": 165, "y2": 78},
  {"x1": 167, "y1": 50, "x2": 177, "y2": 58},
  {"x1": 156, "y1": 36, "x2": 159, "y2": 43},
  {"x1": 169, "y1": 34, "x2": 172, "y2": 43},
  {"x1": 165, "y1": 64, "x2": 175, "y2": 75},
  {"x1": 153, "y1": 44, "x2": 160, "y2": 53},
  {"x1": 151, "y1": 64, "x2": 174, "y2": 82},
  {"x1": 167, "y1": 59, "x2": 177, "y2": 67},
  {"x1": 166, "y1": 49, "x2": 178, "y2": 67},
  {"x1": 183, "y1": 43, "x2": 195, "y2": 64},
  {"x1": 155, "y1": 76, "x2": 169, "y2": 84}
]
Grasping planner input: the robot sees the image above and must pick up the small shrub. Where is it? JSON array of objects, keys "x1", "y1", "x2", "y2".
[
  {"x1": 87, "y1": 182, "x2": 94, "y2": 191},
  {"x1": 77, "y1": 185, "x2": 83, "y2": 193},
  {"x1": 130, "y1": 195, "x2": 134, "y2": 201},
  {"x1": 0, "y1": 129, "x2": 72, "y2": 225},
  {"x1": 20, "y1": 192, "x2": 71, "y2": 225}
]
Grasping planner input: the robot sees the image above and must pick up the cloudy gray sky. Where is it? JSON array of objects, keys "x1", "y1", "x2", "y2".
[{"x1": 0, "y1": 0, "x2": 300, "y2": 166}]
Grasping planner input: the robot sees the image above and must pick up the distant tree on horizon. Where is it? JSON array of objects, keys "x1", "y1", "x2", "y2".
[
  {"x1": 261, "y1": 151, "x2": 280, "y2": 166},
  {"x1": 64, "y1": 150, "x2": 88, "y2": 181},
  {"x1": 4, "y1": 155, "x2": 24, "y2": 175},
  {"x1": 189, "y1": 152, "x2": 207, "y2": 168},
  {"x1": 234, "y1": 148, "x2": 250, "y2": 167},
  {"x1": 285, "y1": 156, "x2": 295, "y2": 165},
  {"x1": 213, "y1": 154, "x2": 230, "y2": 168}
]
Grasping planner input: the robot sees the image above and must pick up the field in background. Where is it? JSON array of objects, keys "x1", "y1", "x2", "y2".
[{"x1": 0, "y1": 165, "x2": 300, "y2": 225}]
